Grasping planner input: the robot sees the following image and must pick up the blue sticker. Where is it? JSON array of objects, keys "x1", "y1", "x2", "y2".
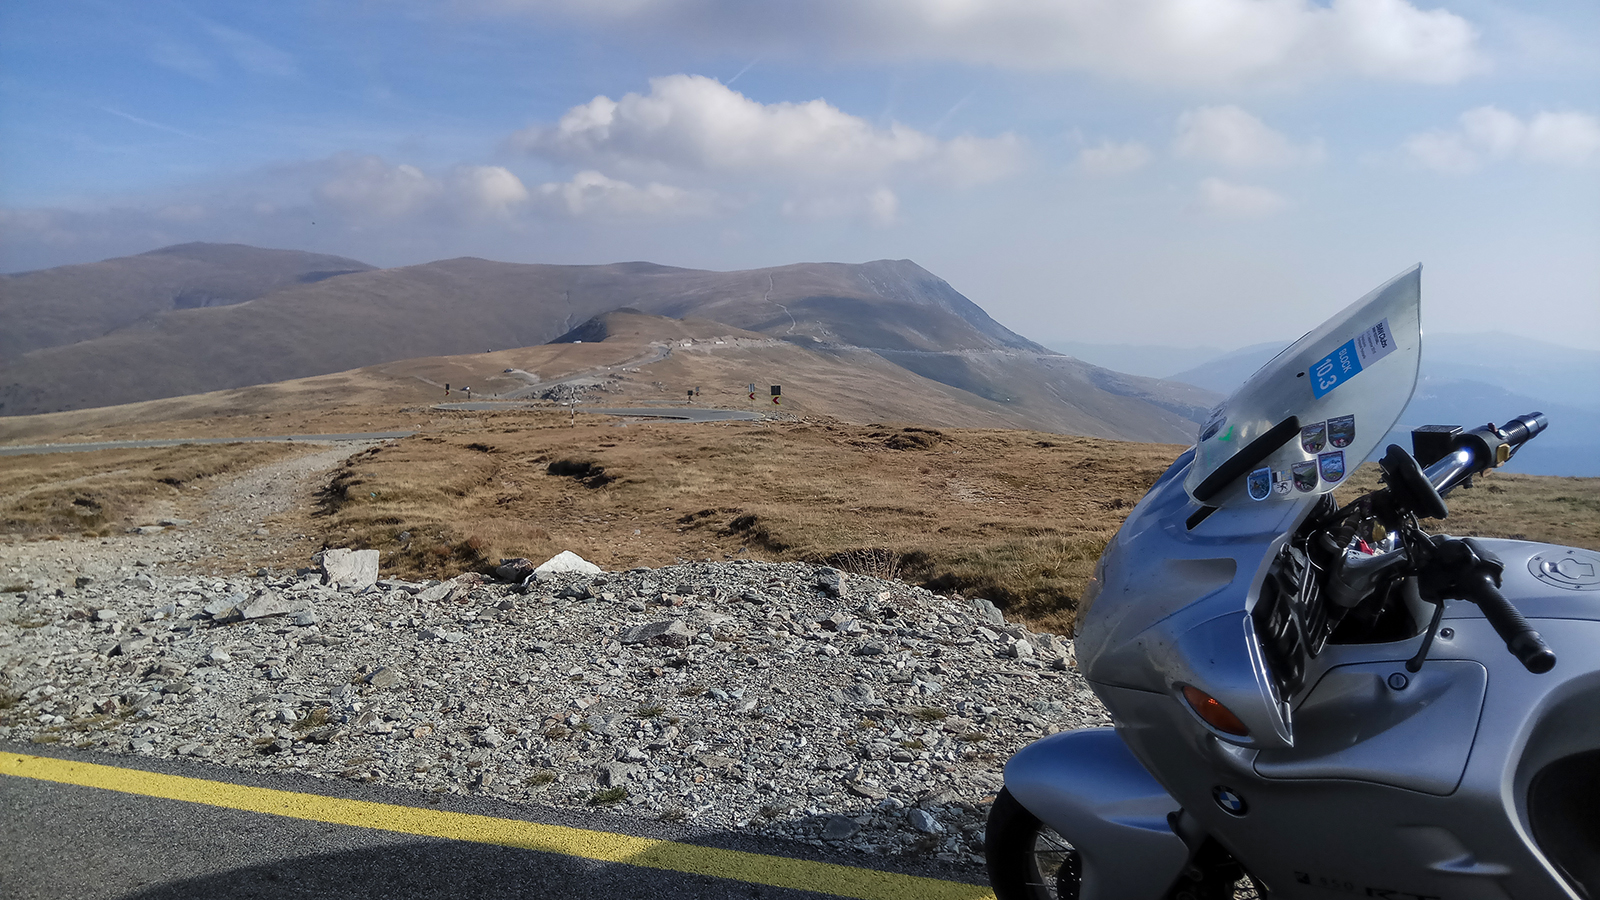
[
  {"x1": 1310, "y1": 319, "x2": 1396, "y2": 398},
  {"x1": 1318, "y1": 450, "x2": 1346, "y2": 484},
  {"x1": 1247, "y1": 467, "x2": 1272, "y2": 501}
]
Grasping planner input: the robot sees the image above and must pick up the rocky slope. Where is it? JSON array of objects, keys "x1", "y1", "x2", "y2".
[{"x1": 0, "y1": 552, "x2": 1106, "y2": 868}]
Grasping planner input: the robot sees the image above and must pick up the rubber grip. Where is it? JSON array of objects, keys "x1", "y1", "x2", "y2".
[{"x1": 1461, "y1": 571, "x2": 1556, "y2": 674}]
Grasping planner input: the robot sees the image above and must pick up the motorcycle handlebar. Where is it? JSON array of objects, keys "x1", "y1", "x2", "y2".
[
  {"x1": 1423, "y1": 411, "x2": 1547, "y2": 496},
  {"x1": 1499, "y1": 411, "x2": 1548, "y2": 445},
  {"x1": 1457, "y1": 570, "x2": 1557, "y2": 674}
]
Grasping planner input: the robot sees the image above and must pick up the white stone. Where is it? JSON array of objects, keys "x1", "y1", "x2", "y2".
[
  {"x1": 321, "y1": 548, "x2": 379, "y2": 590},
  {"x1": 534, "y1": 550, "x2": 602, "y2": 576}
]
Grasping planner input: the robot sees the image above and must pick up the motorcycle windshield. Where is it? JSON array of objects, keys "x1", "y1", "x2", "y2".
[{"x1": 1184, "y1": 266, "x2": 1422, "y2": 508}]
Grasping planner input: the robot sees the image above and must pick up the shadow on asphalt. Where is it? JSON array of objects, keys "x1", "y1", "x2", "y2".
[
  {"x1": 114, "y1": 837, "x2": 821, "y2": 900},
  {"x1": 2, "y1": 744, "x2": 986, "y2": 900}
]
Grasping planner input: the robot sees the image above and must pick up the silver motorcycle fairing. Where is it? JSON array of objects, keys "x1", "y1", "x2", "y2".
[
  {"x1": 1102, "y1": 610, "x2": 1600, "y2": 900},
  {"x1": 1000, "y1": 266, "x2": 1598, "y2": 898},
  {"x1": 1077, "y1": 267, "x2": 1429, "y2": 749},
  {"x1": 1002, "y1": 726, "x2": 1186, "y2": 900},
  {"x1": 1074, "y1": 444, "x2": 1316, "y2": 750}
]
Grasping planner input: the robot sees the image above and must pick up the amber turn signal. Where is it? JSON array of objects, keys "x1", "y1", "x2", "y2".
[{"x1": 1181, "y1": 685, "x2": 1250, "y2": 737}]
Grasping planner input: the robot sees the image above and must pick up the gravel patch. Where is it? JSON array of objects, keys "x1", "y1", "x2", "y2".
[{"x1": 0, "y1": 557, "x2": 1109, "y2": 867}]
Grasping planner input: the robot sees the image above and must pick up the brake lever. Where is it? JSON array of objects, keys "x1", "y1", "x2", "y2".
[{"x1": 1404, "y1": 576, "x2": 1443, "y2": 674}]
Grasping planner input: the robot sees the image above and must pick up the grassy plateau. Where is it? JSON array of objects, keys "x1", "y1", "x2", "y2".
[{"x1": 3, "y1": 404, "x2": 1596, "y2": 635}]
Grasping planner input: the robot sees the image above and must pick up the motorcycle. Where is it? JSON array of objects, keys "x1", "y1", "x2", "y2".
[{"x1": 986, "y1": 265, "x2": 1600, "y2": 900}]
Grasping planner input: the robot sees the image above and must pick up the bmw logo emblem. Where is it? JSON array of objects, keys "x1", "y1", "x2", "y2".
[{"x1": 1213, "y1": 785, "x2": 1248, "y2": 816}]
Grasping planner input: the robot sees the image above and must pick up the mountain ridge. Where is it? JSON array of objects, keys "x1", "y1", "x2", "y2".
[
  {"x1": 0, "y1": 243, "x2": 1214, "y2": 443},
  {"x1": 0, "y1": 242, "x2": 375, "y2": 361}
]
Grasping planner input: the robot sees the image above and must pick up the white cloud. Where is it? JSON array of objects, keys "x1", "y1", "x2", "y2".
[
  {"x1": 1458, "y1": 105, "x2": 1526, "y2": 159},
  {"x1": 1403, "y1": 130, "x2": 1480, "y2": 174},
  {"x1": 1174, "y1": 106, "x2": 1323, "y2": 167},
  {"x1": 488, "y1": 0, "x2": 1482, "y2": 88},
  {"x1": 1405, "y1": 106, "x2": 1600, "y2": 172},
  {"x1": 1197, "y1": 177, "x2": 1289, "y2": 217},
  {"x1": 865, "y1": 187, "x2": 899, "y2": 226},
  {"x1": 1330, "y1": 0, "x2": 1479, "y2": 83},
  {"x1": 780, "y1": 187, "x2": 899, "y2": 226},
  {"x1": 317, "y1": 158, "x2": 443, "y2": 219},
  {"x1": 453, "y1": 166, "x2": 531, "y2": 216},
  {"x1": 1078, "y1": 140, "x2": 1152, "y2": 176},
  {"x1": 513, "y1": 74, "x2": 1022, "y2": 185},
  {"x1": 314, "y1": 157, "x2": 538, "y2": 220},
  {"x1": 1524, "y1": 112, "x2": 1600, "y2": 166},
  {"x1": 537, "y1": 170, "x2": 716, "y2": 217}
]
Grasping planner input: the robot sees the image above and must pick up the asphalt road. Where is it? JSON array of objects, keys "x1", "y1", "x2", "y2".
[
  {"x1": 0, "y1": 746, "x2": 991, "y2": 900},
  {"x1": 435, "y1": 403, "x2": 761, "y2": 422},
  {"x1": 0, "y1": 432, "x2": 417, "y2": 457}
]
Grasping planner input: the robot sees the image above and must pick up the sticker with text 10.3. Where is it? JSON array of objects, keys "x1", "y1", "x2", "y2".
[{"x1": 1310, "y1": 318, "x2": 1395, "y2": 399}]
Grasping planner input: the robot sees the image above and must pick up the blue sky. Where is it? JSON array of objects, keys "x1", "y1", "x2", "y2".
[{"x1": 2, "y1": 0, "x2": 1596, "y2": 350}]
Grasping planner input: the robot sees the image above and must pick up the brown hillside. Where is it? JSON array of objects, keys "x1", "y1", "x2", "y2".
[
  {"x1": 0, "y1": 255, "x2": 1047, "y2": 416},
  {"x1": 0, "y1": 242, "x2": 373, "y2": 360},
  {"x1": 0, "y1": 307, "x2": 1217, "y2": 444}
]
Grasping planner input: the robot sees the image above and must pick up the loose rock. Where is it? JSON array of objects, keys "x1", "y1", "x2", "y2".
[{"x1": 320, "y1": 549, "x2": 379, "y2": 591}]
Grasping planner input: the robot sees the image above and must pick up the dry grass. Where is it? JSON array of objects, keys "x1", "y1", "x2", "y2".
[
  {"x1": 304, "y1": 415, "x2": 1177, "y2": 633},
  {"x1": 306, "y1": 414, "x2": 1598, "y2": 633},
  {"x1": 0, "y1": 442, "x2": 311, "y2": 537},
  {"x1": 7, "y1": 398, "x2": 1595, "y2": 636},
  {"x1": 1336, "y1": 463, "x2": 1600, "y2": 549}
]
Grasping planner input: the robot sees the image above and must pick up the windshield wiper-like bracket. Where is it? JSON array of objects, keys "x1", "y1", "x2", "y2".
[{"x1": 1192, "y1": 416, "x2": 1301, "y2": 503}]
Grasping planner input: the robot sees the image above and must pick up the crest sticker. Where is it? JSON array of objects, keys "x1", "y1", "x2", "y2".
[
  {"x1": 1292, "y1": 460, "x2": 1319, "y2": 492},
  {"x1": 1300, "y1": 421, "x2": 1326, "y2": 454},
  {"x1": 1318, "y1": 450, "x2": 1346, "y2": 484},
  {"x1": 1247, "y1": 467, "x2": 1272, "y2": 501},
  {"x1": 1328, "y1": 414, "x2": 1355, "y2": 449}
]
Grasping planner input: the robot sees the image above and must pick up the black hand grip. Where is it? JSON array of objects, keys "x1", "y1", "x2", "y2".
[
  {"x1": 1459, "y1": 571, "x2": 1556, "y2": 673},
  {"x1": 1499, "y1": 412, "x2": 1547, "y2": 446}
]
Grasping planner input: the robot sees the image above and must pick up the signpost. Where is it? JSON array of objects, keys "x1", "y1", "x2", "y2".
[{"x1": 771, "y1": 385, "x2": 781, "y2": 405}]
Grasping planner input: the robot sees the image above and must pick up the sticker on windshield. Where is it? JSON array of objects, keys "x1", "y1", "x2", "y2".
[
  {"x1": 1292, "y1": 460, "x2": 1319, "y2": 492},
  {"x1": 1273, "y1": 470, "x2": 1292, "y2": 496},
  {"x1": 1247, "y1": 467, "x2": 1272, "y2": 501},
  {"x1": 1328, "y1": 414, "x2": 1355, "y2": 448},
  {"x1": 1300, "y1": 421, "x2": 1326, "y2": 454},
  {"x1": 1310, "y1": 318, "x2": 1396, "y2": 399},
  {"x1": 1318, "y1": 451, "x2": 1346, "y2": 484}
]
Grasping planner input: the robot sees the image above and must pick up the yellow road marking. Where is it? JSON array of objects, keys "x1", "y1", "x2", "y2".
[{"x1": 0, "y1": 752, "x2": 994, "y2": 900}]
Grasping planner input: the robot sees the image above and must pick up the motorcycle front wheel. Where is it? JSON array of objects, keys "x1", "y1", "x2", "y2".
[
  {"x1": 986, "y1": 788, "x2": 1266, "y2": 900},
  {"x1": 986, "y1": 788, "x2": 1082, "y2": 900}
]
